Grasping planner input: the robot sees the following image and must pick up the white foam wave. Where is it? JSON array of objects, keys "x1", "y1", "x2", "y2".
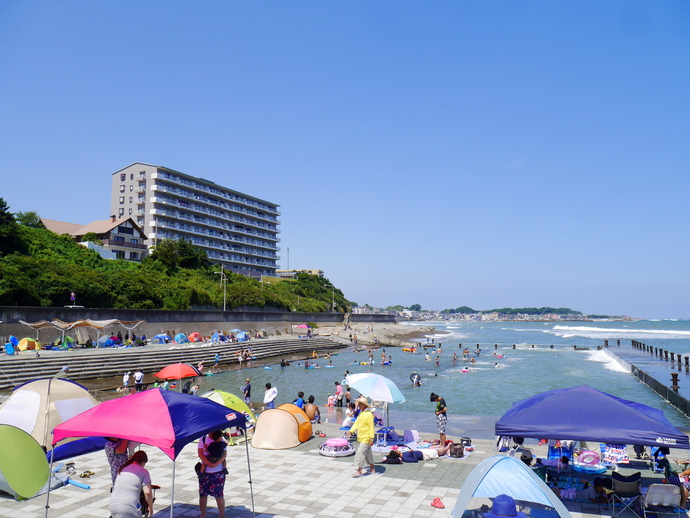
[
  {"x1": 553, "y1": 325, "x2": 690, "y2": 336},
  {"x1": 584, "y1": 350, "x2": 629, "y2": 373}
]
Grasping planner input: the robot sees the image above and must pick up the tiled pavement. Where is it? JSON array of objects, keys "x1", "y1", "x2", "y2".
[{"x1": 0, "y1": 424, "x2": 678, "y2": 518}]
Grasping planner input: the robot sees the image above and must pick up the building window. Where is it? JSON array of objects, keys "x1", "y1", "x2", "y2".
[
  {"x1": 131, "y1": 238, "x2": 138, "y2": 245},
  {"x1": 129, "y1": 197, "x2": 133, "y2": 203},
  {"x1": 119, "y1": 196, "x2": 125, "y2": 204},
  {"x1": 128, "y1": 208, "x2": 132, "y2": 215},
  {"x1": 116, "y1": 250, "x2": 125, "y2": 260},
  {"x1": 139, "y1": 171, "x2": 146, "y2": 179},
  {"x1": 120, "y1": 173, "x2": 126, "y2": 181},
  {"x1": 130, "y1": 174, "x2": 134, "y2": 180},
  {"x1": 118, "y1": 208, "x2": 124, "y2": 216},
  {"x1": 120, "y1": 185, "x2": 125, "y2": 193},
  {"x1": 130, "y1": 185, "x2": 133, "y2": 191},
  {"x1": 130, "y1": 252, "x2": 139, "y2": 261}
]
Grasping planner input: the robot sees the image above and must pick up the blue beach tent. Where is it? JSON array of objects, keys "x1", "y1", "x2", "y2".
[
  {"x1": 152, "y1": 334, "x2": 171, "y2": 344},
  {"x1": 495, "y1": 385, "x2": 689, "y2": 449},
  {"x1": 174, "y1": 333, "x2": 188, "y2": 344}
]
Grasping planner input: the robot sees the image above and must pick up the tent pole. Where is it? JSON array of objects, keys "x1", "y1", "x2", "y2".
[
  {"x1": 169, "y1": 459, "x2": 176, "y2": 518},
  {"x1": 244, "y1": 428, "x2": 255, "y2": 517},
  {"x1": 45, "y1": 449, "x2": 55, "y2": 518}
]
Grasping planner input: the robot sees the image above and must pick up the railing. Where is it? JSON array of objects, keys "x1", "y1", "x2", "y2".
[{"x1": 102, "y1": 239, "x2": 148, "y2": 250}]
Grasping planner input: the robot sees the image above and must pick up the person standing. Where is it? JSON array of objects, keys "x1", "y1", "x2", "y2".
[
  {"x1": 198, "y1": 430, "x2": 227, "y2": 518},
  {"x1": 334, "y1": 381, "x2": 344, "y2": 407},
  {"x1": 109, "y1": 450, "x2": 154, "y2": 518},
  {"x1": 122, "y1": 372, "x2": 131, "y2": 395},
  {"x1": 430, "y1": 393, "x2": 447, "y2": 446},
  {"x1": 347, "y1": 396, "x2": 376, "y2": 477},
  {"x1": 133, "y1": 369, "x2": 144, "y2": 392},
  {"x1": 241, "y1": 378, "x2": 251, "y2": 404},
  {"x1": 263, "y1": 383, "x2": 278, "y2": 409},
  {"x1": 104, "y1": 437, "x2": 130, "y2": 487}
]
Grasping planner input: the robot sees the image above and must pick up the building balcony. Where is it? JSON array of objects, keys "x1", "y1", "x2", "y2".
[{"x1": 102, "y1": 239, "x2": 148, "y2": 250}]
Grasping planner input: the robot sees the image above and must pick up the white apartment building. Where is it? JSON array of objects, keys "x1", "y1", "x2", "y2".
[{"x1": 111, "y1": 162, "x2": 280, "y2": 277}]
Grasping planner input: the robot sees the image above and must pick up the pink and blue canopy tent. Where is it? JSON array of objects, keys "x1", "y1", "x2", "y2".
[{"x1": 49, "y1": 388, "x2": 254, "y2": 517}]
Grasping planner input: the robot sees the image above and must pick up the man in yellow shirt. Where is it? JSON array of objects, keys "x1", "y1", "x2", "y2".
[{"x1": 347, "y1": 396, "x2": 376, "y2": 477}]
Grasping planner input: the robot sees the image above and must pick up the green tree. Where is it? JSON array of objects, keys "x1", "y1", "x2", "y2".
[
  {"x1": 409, "y1": 303, "x2": 422, "y2": 311},
  {"x1": 0, "y1": 198, "x2": 24, "y2": 256},
  {"x1": 81, "y1": 232, "x2": 103, "y2": 246},
  {"x1": 15, "y1": 210, "x2": 42, "y2": 228},
  {"x1": 146, "y1": 238, "x2": 210, "y2": 271}
]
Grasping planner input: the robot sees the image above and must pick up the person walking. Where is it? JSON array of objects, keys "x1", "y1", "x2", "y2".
[
  {"x1": 346, "y1": 396, "x2": 376, "y2": 477},
  {"x1": 430, "y1": 392, "x2": 447, "y2": 446},
  {"x1": 109, "y1": 450, "x2": 154, "y2": 518},
  {"x1": 334, "y1": 381, "x2": 344, "y2": 407},
  {"x1": 263, "y1": 383, "x2": 278, "y2": 409}
]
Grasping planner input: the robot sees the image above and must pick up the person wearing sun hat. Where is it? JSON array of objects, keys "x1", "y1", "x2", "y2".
[
  {"x1": 346, "y1": 396, "x2": 376, "y2": 478},
  {"x1": 484, "y1": 495, "x2": 528, "y2": 518}
]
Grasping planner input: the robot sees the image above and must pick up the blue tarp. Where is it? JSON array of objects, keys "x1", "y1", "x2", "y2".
[{"x1": 495, "y1": 385, "x2": 689, "y2": 449}]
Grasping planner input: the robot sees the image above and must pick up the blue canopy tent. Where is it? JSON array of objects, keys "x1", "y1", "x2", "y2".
[{"x1": 495, "y1": 385, "x2": 689, "y2": 449}]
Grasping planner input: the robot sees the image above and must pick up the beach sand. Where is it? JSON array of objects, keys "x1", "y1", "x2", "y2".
[{"x1": 315, "y1": 322, "x2": 445, "y2": 347}]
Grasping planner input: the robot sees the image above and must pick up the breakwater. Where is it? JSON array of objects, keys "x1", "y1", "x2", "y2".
[{"x1": 606, "y1": 341, "x2": 690, "y2": 418}]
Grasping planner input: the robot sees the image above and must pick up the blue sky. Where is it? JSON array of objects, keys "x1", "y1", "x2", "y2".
[{"x1": 1, "y1": 2, "x2": 689, "y2": 317}]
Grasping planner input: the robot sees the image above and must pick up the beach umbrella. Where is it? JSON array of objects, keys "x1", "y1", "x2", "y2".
[
  {"x1": 296, "y1": 324, "x2": 310, "y2": 329},
  {"x1": 154, "y1": 363, "x2": 198, "y2": 380},
  {"x1": 345, "y1": 373, "x2": 406, "y2": 426},
  {"x1": 8, "y1": 336, "x2": 18, "y2": 346},
  {"x1": 345, "y1": 373, "x2": 406, "y2": 404},
  {"x1": 230, "y1": 328, "x2": 243, "y2": 333},
  {"x1": 51, "y1": 389, "x2": 251, "y2": 518}
]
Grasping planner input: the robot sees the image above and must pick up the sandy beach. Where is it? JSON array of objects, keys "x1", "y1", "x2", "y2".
[{"x1": 315, "y1": 322, "x2": 444, "y2": 346}]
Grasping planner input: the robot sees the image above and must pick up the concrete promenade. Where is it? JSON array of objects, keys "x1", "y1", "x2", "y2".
[{"x1": 0, "y1": 420, "x2": 677, "y2": 518}]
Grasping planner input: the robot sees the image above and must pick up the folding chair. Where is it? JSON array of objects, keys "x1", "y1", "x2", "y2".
[
  {"x1": 642, "y1": 484, "x2": 682, "y2": 518},
  {"x1": 611, "y1": 471, "x2": 641, "y2": 518}
]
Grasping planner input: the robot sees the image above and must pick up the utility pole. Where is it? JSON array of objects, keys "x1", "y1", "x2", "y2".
[
  {"x1": 215, "y1": 265, "x2": 227, "y2": 311},
  {"x1": 326, "y1": 284, "x2": 335, "y2": 313}
]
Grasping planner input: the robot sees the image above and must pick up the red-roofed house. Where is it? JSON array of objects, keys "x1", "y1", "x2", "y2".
[{"x1": 41, "y1": 216, "x2": 148, "y2": 262}]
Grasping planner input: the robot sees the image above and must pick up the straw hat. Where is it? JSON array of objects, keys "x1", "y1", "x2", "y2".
[
  {"x1": 484, "y1": 495, "x2": 527, "y2": 518},
  {"x1": 520, "y1": 450, "x2": 533, "y2": 463},
  {"x1": 355, "y1": 396, "x2": 370, "y2": 408}
]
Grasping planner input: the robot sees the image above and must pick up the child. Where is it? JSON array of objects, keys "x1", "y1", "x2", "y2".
[{"x1": 200, "y1": 440, "x2": 227, "y2": 475}]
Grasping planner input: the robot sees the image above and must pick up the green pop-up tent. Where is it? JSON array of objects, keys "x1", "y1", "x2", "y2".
[{"x1": 0, "y1": 424, "x2": 49, "y2": 500}]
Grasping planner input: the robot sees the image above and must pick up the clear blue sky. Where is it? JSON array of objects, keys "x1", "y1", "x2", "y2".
[{"x1": 1, "y1": 2, "x2": 689, "y2": 318}]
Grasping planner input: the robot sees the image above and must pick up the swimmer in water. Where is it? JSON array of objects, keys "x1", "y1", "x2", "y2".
[
  {"x1": 452, "y1": 353, "x2": 458, "y2": 361},
  {"x1": 494, "y1": 362, "x2": 499, "y2": 368},
  {"x1": 470, "y1": 357, "x2": 476, "y2": 364},
  {"x1": 435, "y1": 356, "x2": 440, "y2": 366},
  {"x1": 425, "y1": 354, "x2": 431, "y2": 361}
]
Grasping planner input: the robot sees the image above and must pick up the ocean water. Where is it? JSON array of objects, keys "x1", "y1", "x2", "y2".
[{"x1": 196, "y1": 320, "x2": 690, "y2": 430}]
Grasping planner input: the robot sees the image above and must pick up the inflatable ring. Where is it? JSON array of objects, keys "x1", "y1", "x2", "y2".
[
  {"x1": 579, "y1": 450, "x2": 600, "y2": 465},
  {"x1": 410, "y1": 372, "x2": 420, "y2": 382}
]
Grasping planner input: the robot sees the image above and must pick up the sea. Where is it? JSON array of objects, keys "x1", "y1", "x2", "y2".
[{"x1": 194, "y1": 319, "x2": 690, "y2": 435}]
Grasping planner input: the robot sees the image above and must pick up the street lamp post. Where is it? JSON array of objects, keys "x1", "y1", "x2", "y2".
[
  {"x1": 325, "y1": 284, "x2": 335, "y2": 313},
  {"x1": 215, "y1": 265, "x2": 227, "y2": 312}
]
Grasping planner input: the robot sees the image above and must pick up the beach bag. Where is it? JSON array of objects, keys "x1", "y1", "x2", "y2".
[
  {"x1": 403, "y1": 430, "x2": 421, "y2": 443},
  {"x1": 449, "y1": 443, "x2": 465, "y2": 458},
  {"x1": 194, "y1": 462, "x2": 202, "y2": 477},
  {"x1": 460, "y1": 437, "x2": 472, "y2": 447}
]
